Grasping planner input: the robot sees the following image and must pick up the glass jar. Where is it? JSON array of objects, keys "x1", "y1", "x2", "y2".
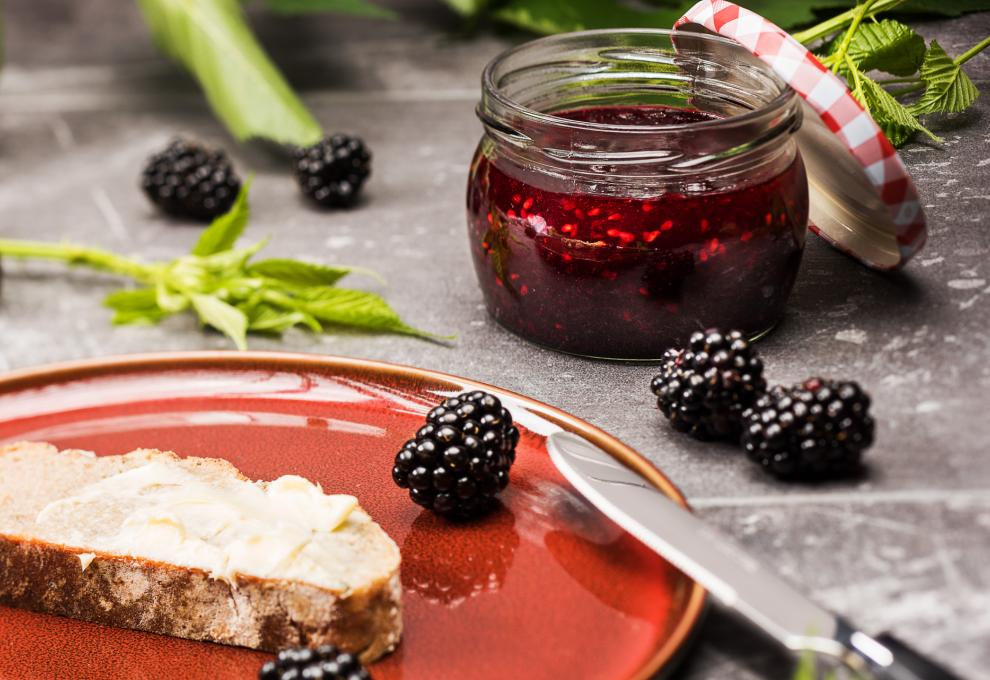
[{"x1": 466, "y1": 29, "x2": 808, "y2": 360}]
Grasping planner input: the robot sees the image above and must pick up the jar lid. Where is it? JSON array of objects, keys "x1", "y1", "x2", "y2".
[{"x1": 675, "y1": 0, "x2": 927, "y2": 270}]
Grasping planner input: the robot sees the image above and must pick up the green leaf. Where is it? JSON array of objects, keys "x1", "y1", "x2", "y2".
[
  {"x1": 261, "y1": 0, "x2": 396, "y2": 19},
  {"x1": 190, "y1": 293, "x2": 249, "y2": 349},
  {"x1": 910, "y1": 40, "x2": 979, "y2": 115},
  {"x1": 135, "y1": 0, "x2": 321, "y2": 145},
  {"x1": 855, "y1": 73, "x2": 940, "y2": 146},
  {"x1": 105, "y1": 287, "x2": 170, "y2": 326},
  {"x1": 155, "y1": 279, "x2": 190, "y2": 313},
  {"x1": 492, "y1": 0, "x2": 680, "y2": 34},
  {"x1": 846, "y1": 20, "x2": 925, "y2": 76},
  {"x1": 192, "y1": 183, "x2": 251, "y2": 257},
  {"x1": 246, "y1": 302, "x2": 322, "y2": 333},
  {"x1": 302, "y1": 287, "x2": 431, "y2": 337},
  {"x1": 247, "y1": 258, "x2": 351, "y2": 287}
]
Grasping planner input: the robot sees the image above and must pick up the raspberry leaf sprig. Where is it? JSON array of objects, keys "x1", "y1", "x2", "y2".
[
  {"x1": 0, "y1": 184, "x2": 439, "y2": 350},
  {"x1": 795, "y1": 0, "x2": 989, "y2": 146}
]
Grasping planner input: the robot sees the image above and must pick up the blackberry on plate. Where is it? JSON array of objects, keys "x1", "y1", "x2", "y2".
[
  {"x1": 141, "y1": 138, "x2": 240, "y2": 221},
  {"x1": 392, "y1": 390, "x2": 520, "y2": 518},
  {"x1": 295, "y1": 134, "x2": 371, "y2": 208},
  {"x1": 259, "y1": 645, "x2": 369, "y2": 680},
  {"x1": 741, "y1": 378, "x2": 874, "y2": 480},
  {"x1": 650, "y1": 328, "x2": 766, "y2": 441}
]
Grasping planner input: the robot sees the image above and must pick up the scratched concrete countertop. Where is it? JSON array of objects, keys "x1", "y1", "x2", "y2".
[{"x1": 1, "y1": 2, "x2": 989, "y2": 678}]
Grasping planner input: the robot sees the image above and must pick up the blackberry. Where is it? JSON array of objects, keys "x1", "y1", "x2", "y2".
[
  {"x1": 295, "y1": 134, "x2": 371, "y2": 208},
  {"x1": 650, "y1": 329, "x2": 766, "y2": 441},
  {"x1": 392, "y1": 390, "x2": 519, "y2": 518},
  {"x1": 741, "y1": 378, "x2": 874, "y2": 480},
  {"x1": 141, "y1": 139, "x2": 240, "y2": 221},
  {"x1": 259, "y1": 645, "x2": 369, "y2": 680}
]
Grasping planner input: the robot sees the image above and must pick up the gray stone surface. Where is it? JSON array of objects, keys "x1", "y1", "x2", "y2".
[{"x1": 1, "y1": 2, "x2": 989, "y2": 678}]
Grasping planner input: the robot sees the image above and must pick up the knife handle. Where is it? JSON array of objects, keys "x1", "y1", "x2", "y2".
[{"x1": 866, "y1": 633, "x2": 962, "y2": 680}]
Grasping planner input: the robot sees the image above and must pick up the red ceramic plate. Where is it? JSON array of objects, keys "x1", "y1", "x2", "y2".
[{"x1": 0, "y1": 352, "x2": 705, "y2": 680}]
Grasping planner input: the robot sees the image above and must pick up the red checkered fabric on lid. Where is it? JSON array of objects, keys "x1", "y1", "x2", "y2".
[{"x1": 675, "y1": 0, "x2": 927, "y2": 269}]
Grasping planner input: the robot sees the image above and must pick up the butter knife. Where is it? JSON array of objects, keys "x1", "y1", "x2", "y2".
[{"x1": 547, "y1": 431, "x2": 961, "y2": 679}]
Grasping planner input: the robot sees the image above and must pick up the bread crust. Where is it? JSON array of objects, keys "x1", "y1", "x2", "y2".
[{"x1": 0, "y1": 443, "x2": 402, "y2": 662}]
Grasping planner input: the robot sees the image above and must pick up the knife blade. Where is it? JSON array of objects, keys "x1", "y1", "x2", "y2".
[{"x1": 547, "y1": 430, "x2": 961, "y2": 680}]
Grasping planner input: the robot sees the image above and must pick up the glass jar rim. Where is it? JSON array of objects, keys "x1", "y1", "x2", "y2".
[{"x1": 480, "y1": 27, "x2": 799, "y2": 135}]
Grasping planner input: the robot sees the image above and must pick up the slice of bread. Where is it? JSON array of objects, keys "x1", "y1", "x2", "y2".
[{"x1": 0, "y1": 442, "x2": 402, "y2": 662}]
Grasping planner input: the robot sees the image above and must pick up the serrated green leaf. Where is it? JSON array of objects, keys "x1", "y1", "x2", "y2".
[
  {"x1": 136, "y1": 0, "x2": 321, "y2": 145},
  {"x1": 853, "y1": 75, "x2": 942, "y2": 146},
  {"x1": 846, "y1": 20, "x2": 925, "y2": 76},
  {"x1": 190, "y1": 293, "x2": 249, "y2": 349},
  {"x1": 261, "y1": 0, "x2": 396, "y2": 19},
  {"x1": 855, "y1": 74, "x2": 940, "y2": 146},
  {"x1": 247, "y1": 258, "x2": 351, "y2": 287},
  {"x1": 911, "y1": 40, "x2": 979, "y2": 115},
  {"x1": 192, "y1": 183, "x2": 251, "y2": 256},
  {"x1": 302, "y1": 287, "x2": 432, "y2": 337}
]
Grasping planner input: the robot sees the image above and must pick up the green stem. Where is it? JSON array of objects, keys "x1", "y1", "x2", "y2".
[
  {"x1": 845, "y1": 55, "x2": 866, "y2": 102},
  {"x1": 830, "y1": 0, "x2": 880, "y2": 73},
  {"x1": 955, "y1": 35, "x2": 990, "y2": 65},
  {"x1": 794, "y1": 0, "x2": 904, "y2": 45},
  {"x1": 0, "y1": 239, "x2": 154, "y2": 282}
]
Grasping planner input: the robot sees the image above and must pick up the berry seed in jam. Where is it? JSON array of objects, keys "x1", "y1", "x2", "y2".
[{"x1": 467, "y1": 106, "x2": 809, "y2": 359}]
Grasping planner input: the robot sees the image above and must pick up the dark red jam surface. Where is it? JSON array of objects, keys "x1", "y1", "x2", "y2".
[{"x1": 467, "y1": 106, "x2": 808, "y2": 359}]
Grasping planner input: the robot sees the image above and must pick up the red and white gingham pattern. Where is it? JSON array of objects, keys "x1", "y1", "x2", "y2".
[{"x1": 675, "y1": 0, "x2": 926, "y2": 269}]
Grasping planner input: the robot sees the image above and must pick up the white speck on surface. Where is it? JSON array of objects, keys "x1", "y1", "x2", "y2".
[
  {"x1": 916, "y1": 401, "x2": 942, "y2": 413},
  {"x1": 978, "y1": 158, "x2": 990, "y2": 167},
  {"x1": 836, "y1": 328, "x2": 868, "y2": 344},
  {"x1": 921, "y1": 256, "x2": 944, "y2": 267},
  {"x1": 323, "y1": 235, "x2": 354, "y2": 249},
  {"x1": 960, "y1": 296, "x2": 981, "y2": 310},
  {"x1": 469, "y1": 320, "x2": 485, "y2": 327},
  {"x1": 949, "y1": 279, "x2": 986, "y2": 290}
]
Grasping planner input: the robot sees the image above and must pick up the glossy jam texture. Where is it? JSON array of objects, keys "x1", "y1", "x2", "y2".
[{"x1": 467, "y1": 106, "x2": 809, "y2": 359}]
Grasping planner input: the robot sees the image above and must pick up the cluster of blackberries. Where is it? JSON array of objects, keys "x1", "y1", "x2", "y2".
[
  {"x1": 651, "y1": 329, "x2": 874, "y2": 480},
  {"x1": 141, "y1": 134, "x2": 371, "y2": 221},
  {"x1": 260, "y1": 645, "x2": 369, "y2": 680},
  {"x1": 392, "y1": 390, "x2": 519, "y2": 518}
]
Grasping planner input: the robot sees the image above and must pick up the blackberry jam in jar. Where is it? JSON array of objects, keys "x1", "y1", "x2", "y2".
[{"x1": 467, "y1": 30, "x2": 808, "y2": 359}]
